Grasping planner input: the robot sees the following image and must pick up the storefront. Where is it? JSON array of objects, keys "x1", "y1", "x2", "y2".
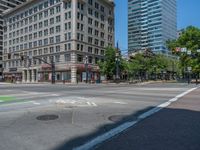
[
  {"x1": 38, "y1": 64, "x2": 72, "y2": 82},
  {"x1": 4, "y1": 68, "x2": 22, "y2": 83},
  {"x1": 76, "y1": 64, "x2": 100, "y2": 83}
]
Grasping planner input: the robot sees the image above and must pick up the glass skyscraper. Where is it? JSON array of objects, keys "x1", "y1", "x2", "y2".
[{"x1": 128, "y1": 0, "x2": 177, "y2": 53}]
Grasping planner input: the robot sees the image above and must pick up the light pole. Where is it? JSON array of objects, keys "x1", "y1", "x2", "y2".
[
  {"x1": 115, "y1": 52, "x2": 120, "y2": 81},
  {"x1": 84, "y1": 55, "x2": 88, "y2": 83},
  {"x1": 51, "y1": 56, "x2": 55, "y2": 84}
]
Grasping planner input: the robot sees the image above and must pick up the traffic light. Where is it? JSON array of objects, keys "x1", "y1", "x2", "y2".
[{"x1": 8, "y1": 53, "x2": 11, "y2": 59}]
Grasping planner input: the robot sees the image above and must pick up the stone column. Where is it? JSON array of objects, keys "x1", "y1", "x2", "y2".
[
  {"x1": 22, "y1": 70, "x2": 25, "y2": 83},
  {"x1": 31, "y1": 69, "x2": 35, "y2": 83},
  {"x1": 71, "y1": 52, "x2": 77, "y2": 84},
  {"x1": 71, "y1": 66, "x2": 77, "y2": 84},
  {"x1": 35, "y1": 69, "x2": 38, "y2": 83},
  {"x1": 27, "y1": 70, "x2": 30, "y2": 83}
]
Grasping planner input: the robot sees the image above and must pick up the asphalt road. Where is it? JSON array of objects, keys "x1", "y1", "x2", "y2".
[
  {"x1": 95, "y1": 87, "x2": 200, "y2": 150},
  {"x1": 0, "y1": 82, "x2": 197, "y2": 150}
]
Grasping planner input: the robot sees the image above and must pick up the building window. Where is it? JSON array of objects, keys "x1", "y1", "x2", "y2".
[
  {"x1": 50, "y1": 47, "x2": 54, "y2": 53},
  {"x1": 65, "y1": 54, "x2": 71, "y2": 62},
  {"x1": 50, "y1": 8, "x2": 54, "y2": 15},
  {"x1": 50, "y1": 27, "x2": 54, "y2": 34},
  {"x1": 65, "y1": 2, "x2": 71, "y2": 9},
  {"x1": 56, "y1": 45, "x2": 60, "y2": 52},
  {"x1": 56, "y1": 16, "x2": 61, "y2": 22},
  {"x1": 56, "y1": 5, "x2": 61, "y2": 13},
  {"x1": 44, "y1": 38, "x2": 48, "y2": 45},
  {"x1": 56, "y1": 25, "x2": 61, "y2": 32},
  {"x1": 49, "y1": 37, "x2": 54, "y2": 44},
  {"x1": 77, "y1": 54, "x2": 83, "y2": 62},
  {"x1": 55, "y1": 55, "x2": 60, "y2": 62},
  {"x1": 44, "y1": 48, "x2": 48, "y2": 54},
  {"x1": 50, "y1": 18, "x2": 54, "y2": 24}
]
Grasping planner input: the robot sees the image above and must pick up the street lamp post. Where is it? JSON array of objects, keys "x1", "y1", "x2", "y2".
[
  {"x1": 51, "y1": 56, "x2": 55, "y2": 84},
  {"x1": 85, "y1": 56, "x2": 88, "y2": 83},
  {"x1": 115, "y1": 52, "x2": 120, "y2": 81}
]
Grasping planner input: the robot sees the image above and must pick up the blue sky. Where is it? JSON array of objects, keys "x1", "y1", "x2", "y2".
[{"x1": 115, "y1": 0, "x2": 200, "y2": 50}]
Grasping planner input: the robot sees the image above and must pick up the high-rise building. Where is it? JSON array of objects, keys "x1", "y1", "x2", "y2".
[
  {"x1": 2, "y1": 0, "x2": 115, "y2": 83},
  {"x1": 0, "y1": 0, "x2": 26, "y2": 80},
  {"x1": 128, "y1": 0, "x2": 177, "y2": 54}
]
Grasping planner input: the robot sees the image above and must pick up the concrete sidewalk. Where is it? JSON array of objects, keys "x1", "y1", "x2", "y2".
[{"x1": 95, "y1": 88, "x2": 200, "y2": 150}]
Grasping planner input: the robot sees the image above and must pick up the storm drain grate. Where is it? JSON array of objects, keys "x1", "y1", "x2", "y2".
[{"x1": 36, "y1": 114, "x2": 59, "y2": 121}]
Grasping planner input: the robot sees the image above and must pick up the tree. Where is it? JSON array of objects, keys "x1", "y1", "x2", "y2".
[
  {"x1": 98, "y1": 47, "x2": 128, "y2": 80},
  {"x1": 166, "y1": 26, "x2": 200, "y2": 80}
]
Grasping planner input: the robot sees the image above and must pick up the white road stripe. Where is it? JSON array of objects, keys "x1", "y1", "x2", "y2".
[
  {"x1": 32, "y1": 101, "x2": 41, "y2": 105},
  {"x1": 91, "y1": 102, "x2": 97, "y2": 107},
  {"x1": 73, "y1": 86, "x2": 199, "y2": 150},
  {"x1": 114, "y1": 101, "x2": 127, "y2": 105},
  {"x1": 87, "y1": 102, "x2": 92, "y2": 106}
]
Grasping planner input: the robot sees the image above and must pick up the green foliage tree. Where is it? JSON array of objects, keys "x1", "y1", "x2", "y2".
[
  {"x1": 166, "y1": 26, "x2": 200, "y2": 78},
  {"x1": 98, "y1": 47, "x2": 128, "y2": 80},
  {"x1": 98, "y1": 47, "x2": 115, "y2": 80},
  {"x1": 128, "y1": 52, "x2": 179, "y2": 81}
]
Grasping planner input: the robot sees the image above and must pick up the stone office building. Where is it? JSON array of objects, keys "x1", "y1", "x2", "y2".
[
  {"x1": 0, "y1": 0, "x2": 26, "y2": 81},
  {"x1": 3, "y1": 0, "x2": 115, "y2": 83}
]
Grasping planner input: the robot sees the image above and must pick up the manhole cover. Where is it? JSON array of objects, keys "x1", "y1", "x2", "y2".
[
  {"x1": 36, "y1": 114, "x2": 59, "y2": 121},
  {"x1": 108, "y1": 115, "x2": 126, "y2": 122}
]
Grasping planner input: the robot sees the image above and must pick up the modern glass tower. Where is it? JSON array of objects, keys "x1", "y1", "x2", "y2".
[
  {"x1": 128, "y1": 0, "x2": 177, "y2": 53},
  {"x1": 0, "y1": 0, "x2": 26, "y2": 80}
]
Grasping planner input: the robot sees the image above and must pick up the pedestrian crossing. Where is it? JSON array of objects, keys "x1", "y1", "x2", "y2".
[
  {"x1": 54, "y1": 96, "x2": 98, "y2": 107},
  {"x1": 0, "y1": 89, "x2": 98, "y2": 108}
]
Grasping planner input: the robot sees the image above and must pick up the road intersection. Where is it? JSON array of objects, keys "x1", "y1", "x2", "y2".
[{"x1": 0, "y1": 83, "x2": 198, "y2": 150}]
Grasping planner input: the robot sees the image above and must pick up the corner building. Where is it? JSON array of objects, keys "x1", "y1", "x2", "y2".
[
  {"x1": 3, "y1": 0, "x2": 115, "y2": 83},
  {"x1": 128, "y1": 0, "x2": 177, "y2": 53},
  {"x1": 0, "y1": 0, "x2": 26, "y2": 80}
]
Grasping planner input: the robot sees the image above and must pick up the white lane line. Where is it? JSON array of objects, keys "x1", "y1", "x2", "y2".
[
  {"x1": 113, "y1": 101, "x2": 127, "y2": 105},
  {"x1": 32, "y1": 101, "x2": 41, "y2": 105},
  {"x1": 73, "y1": 86, "x2": 199, "y2": 150},
  {"x1": 51, "y1": 94, "x2": 60, "y2": 96}
]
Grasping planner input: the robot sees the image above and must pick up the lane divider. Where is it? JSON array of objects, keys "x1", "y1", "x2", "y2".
[{"x1": 73, "y1": 86, "x2": 199, "y2": 150}]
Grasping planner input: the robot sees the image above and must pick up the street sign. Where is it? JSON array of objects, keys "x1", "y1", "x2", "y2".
[
  {"x1": 181, "y1": 48, "x2": 187, "y2": 52},
  {"x1": 187, "y1": 51, "x2": 191, "y2": 55},
  {"x1": 187, "y1": 67, "x2": 192, "y2": 71},
  {"x1": 175, "y1": 47, "x2": 181, "y2": 52}
]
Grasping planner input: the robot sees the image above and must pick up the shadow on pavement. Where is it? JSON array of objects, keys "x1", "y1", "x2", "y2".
[
  {"x1": 53, "y1": 106, "x2": 154, "y2": 150},
  {"x1": 53, "y1": 107, "x2": 200, "y2": 150}
]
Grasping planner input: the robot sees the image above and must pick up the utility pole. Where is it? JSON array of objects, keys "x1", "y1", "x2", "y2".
[
  {"x1": 51, "y1": 57, "x2": 55, "y2": 84},
  {"x1": 85, "y1": 55, "x2": 88, "y2": 83},
  {"x1": 116, "y1": 42, "x2": 120, "y2": 81}
]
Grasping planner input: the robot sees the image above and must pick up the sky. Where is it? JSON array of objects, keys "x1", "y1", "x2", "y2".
[{"x1": 115, "y1": 0, "x2": 200, "y2": 50}]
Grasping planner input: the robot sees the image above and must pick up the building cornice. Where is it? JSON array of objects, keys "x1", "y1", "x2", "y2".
[{"x1": 3, "y1": 0, "x2": 115, "y2": 17}]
